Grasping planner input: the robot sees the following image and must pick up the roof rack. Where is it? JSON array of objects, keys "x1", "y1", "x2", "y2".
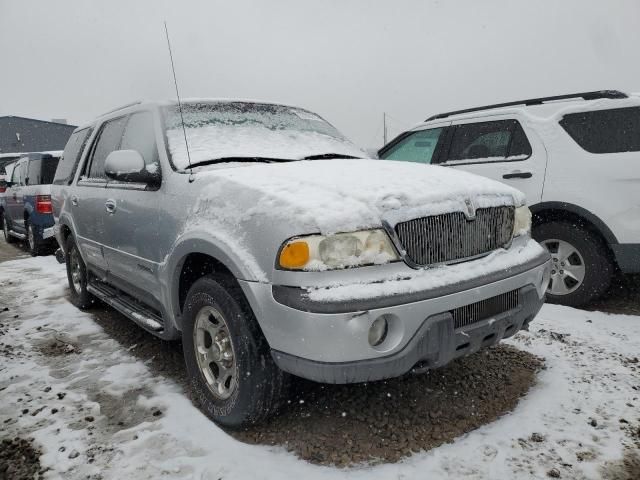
[
  {"x1": 425, "y1": 90, "x2": 628, "y2": 122},
  {"x1": 100, "y1": 100, "x2": 143, "y2": 117}
]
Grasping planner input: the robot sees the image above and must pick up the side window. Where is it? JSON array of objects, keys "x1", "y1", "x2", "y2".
[
  {"x1": 85, "y1": 117, "x2": 128, "y2": 179},
  {"x1": 379, "y1": 128, "x2": 444, "y2": 164},
  {"x1": 11, "y1": 161, "x2": 23, "y2": 185},
  {"x1": 54, "y1": 128, "x2": 93, "y2": 185},
  {"x1": 447, "y1": 120, "x2": 531, "y2": 162},
  {"x1": 119, "y1": 112, "x2": 160, "y2": 176},
  {"x1": 559, "y1": 107, "x2": 640, "y2": 154}
]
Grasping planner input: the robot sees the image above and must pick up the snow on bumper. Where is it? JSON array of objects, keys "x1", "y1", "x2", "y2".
[{"x1": 239, "y1": 238, "x2": 551, "y2": 383}]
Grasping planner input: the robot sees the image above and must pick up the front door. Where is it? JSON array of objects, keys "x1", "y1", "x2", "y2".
[
  {"x1": 439, "y1": 117, "x2": 547, "y2": 205},
  {"x1": 7, "y1": 159, "x2": 26, "y2": 231}
]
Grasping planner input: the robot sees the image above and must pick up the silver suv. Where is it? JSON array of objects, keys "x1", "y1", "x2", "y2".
[{"x1": 52, "y1": 99, "x2": 551, "y2": 427}]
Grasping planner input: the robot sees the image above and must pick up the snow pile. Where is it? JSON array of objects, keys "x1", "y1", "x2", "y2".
[
  {"x1": 194, "y1": 159, "x2": 525, "y2": 235},
  {"x1": 1, "y1": 256, "x2": 638, "y2": 479}
]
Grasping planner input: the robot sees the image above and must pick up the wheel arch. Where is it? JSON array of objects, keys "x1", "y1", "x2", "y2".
[{"x1": 530, "y1": 202, "x2": 618, "y2": 245}]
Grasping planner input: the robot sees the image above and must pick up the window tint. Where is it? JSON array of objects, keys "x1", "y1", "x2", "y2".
[
  {"x1": 380, "y1": 128, "x2": 444, "y2": 164},
  {"x1": 86, "y1": 117, "x2": 128, "y2": 179},
  {"x1": 120, "y1": 112, "x2": 159, "y2": 174},
  {"x1": 447, "y1": 120, "x2": 531, "y2": 162},
  {"x1": 54, "y1": 128, "x2": 93, "y2": 185},
  {"x1": 27, "y1": 157, "x2": 60, "y2": 185},
  {"x1": 560, "y1": 107, "x2": 640, "y2": 154}
]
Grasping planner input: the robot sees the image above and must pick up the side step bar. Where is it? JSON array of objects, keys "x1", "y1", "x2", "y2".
[{"x1": 87, "y1": 280, "x2": 164, "y2": 333}]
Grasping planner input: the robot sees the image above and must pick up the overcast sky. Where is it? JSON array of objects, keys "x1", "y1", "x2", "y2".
[{"x1": 1, "y1": 0, "x2": 639, "y2": 148}]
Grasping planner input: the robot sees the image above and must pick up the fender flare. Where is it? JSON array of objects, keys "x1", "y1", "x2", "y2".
[{"x1": 529, "y1": 201, "x2": 618, "y2": 245}]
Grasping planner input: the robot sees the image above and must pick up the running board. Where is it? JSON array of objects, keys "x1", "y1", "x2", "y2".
[
  {"x1": 87, "y1": 280, "x2": 164, "y2": 332},
  {"x1": 8, "y1": 229, "x2": 26, "y2": 240}
]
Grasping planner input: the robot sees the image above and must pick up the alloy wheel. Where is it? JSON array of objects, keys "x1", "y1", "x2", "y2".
[
  {"x1": 541, "y1": 238, "x2": 586, "y2": 296},
  {"x1": 28, "y1": 225, "x2": 35, "y2": 250},
  {"x1": 193, "y1": 305, "x2": 238, "y2": 400},
  {"x1": 69, "y1": 248, "x2": 83, "y2": 294}
]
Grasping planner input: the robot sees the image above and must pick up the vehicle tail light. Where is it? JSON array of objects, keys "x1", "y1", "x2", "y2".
[
  {"x1": 0, "y1": 186, "x2": 5, "y2": 193},
  {"x1": 36, "y1": 195, "x2": 53, "y2": 214}
]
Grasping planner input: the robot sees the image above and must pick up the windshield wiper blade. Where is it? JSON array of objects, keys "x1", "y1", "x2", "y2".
[
  {"x1": 302, "y1": 153, "x2": 362, "y2": 160},
  {"x1": 188, "y1": 157, "x2": 289, "y2": 169}
]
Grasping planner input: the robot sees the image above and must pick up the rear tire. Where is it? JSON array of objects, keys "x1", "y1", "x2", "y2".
[
  {"x1": 534, "y1": 221, "x2": 613, "y2": 307},
  {"x1": 26, "y1": 220, "x2": 42, "y2": 256},
  {"x1": 65, "y1": 235, "x2": 94, "y2": 309},
  {"x1": 182, "y1": 274, "x2": 289, "y2": 428},
  {"x1": 2, "y1": 213, "x2": 17, "y2": 244}
]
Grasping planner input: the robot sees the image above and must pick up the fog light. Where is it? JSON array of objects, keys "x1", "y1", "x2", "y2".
[{"x1": 368, "y1": 316, "x2": 388, "y2": 346}]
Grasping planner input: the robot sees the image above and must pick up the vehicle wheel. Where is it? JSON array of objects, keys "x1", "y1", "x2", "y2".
[
  {"x1": 534, "y1": 221, "x2": 613, "y2": 307},
  {"x1": 65, "y1": 235, "x2": 94, "y2": 309},
  {"x1": 26, "y1": 220, "x2": 42, "y2": 256},
  {"x1": 182, "y1": 274, "x2": 289, "y2": 428},
  {"x1": 2, "y1": 214, "x2": 17, "y2": 244}
]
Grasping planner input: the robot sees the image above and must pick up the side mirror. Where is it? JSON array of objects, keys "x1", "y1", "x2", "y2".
[{"x1": 104, "y1": 150, "x2": 159, "y2": 185}]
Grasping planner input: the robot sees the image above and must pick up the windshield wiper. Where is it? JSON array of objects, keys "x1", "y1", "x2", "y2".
[
  {"x1": 188, "y1": 157, "x2": 290, "y2": 169},
  {"x1": 302, "y1": 153, "x2": 362, "y2": 160}
]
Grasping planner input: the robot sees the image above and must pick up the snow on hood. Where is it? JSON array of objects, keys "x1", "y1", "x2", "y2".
[{"x1": 195, "y1": 159, "x2": 524, "y2": 234}]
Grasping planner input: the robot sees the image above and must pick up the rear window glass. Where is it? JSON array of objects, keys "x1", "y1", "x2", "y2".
[
  {"x1": 27, "y1": 157, "x2": 60, "y2": 185},
  {"x1": 559, "y1": 107, "x2": 640, "y2": 154},
  {"x1": 54, "y1": 128, "x2": 93, "y2": 185}
]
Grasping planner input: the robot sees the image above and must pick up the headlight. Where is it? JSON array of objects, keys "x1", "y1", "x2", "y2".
[
  {"x1": 513, "y1": 205, "x2": 532, "y2": 237},
  {"x1": 278, "y1": 229, "x2": 400, "y2": 270}
]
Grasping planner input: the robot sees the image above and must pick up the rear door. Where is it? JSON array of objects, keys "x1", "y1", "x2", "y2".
[
  {"x1": 101, "y1": 111, "x2": 163, "y2": 304},
  {"x1": 7, "y1": 159, "x2": 27, "y2": 230},
  {"x1": 74, "y1": 116, "x2": 128, "y2": 275},
  {"x1": 438, "y1": 117, "x2": 547, "y2": 204}
]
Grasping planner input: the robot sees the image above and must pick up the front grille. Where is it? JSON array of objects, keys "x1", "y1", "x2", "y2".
[
  {"x1": 394, "y1": 206, "x2": 514, "y2": 266},
  {"x1": 451, "y1": 290, "x2": 520, "y2": 329}
]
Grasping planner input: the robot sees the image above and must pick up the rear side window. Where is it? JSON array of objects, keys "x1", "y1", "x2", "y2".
[
  {"x1": 560, "y1": 107, "x2": 640, "y2": 154},
  {"x1": 11, "y1": 160, "x2": 25, "y2": 185},
  {"x1": 380, "y1": 128, "x2": 444, "y2": 164},
  {"x1": 446, "y1": 120, "x2": 532, "y2": 162},
  {"x1": 120, "y1": 112, "x2": 160, "y2": 174},
  {"x1": 85, "y1": 117, "x2": 128, "y2": 179},
  {"x1": 27, "y1": 157, "x2": 60, "y2": 185},
  {"x1": 54, "y1": 128, "x2": 93, "y2": 185}
]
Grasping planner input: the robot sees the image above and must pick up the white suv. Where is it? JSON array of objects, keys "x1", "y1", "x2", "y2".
[{"x1": 379, "y1": 90, "x2": 640, "y2": 307}]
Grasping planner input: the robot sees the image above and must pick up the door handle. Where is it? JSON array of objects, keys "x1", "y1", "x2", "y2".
[
  {"x1": 503, "y1": 171, "x2": 532, "y2": 179},
  {"x1": 12, "y1": 193, "x2": 17, "y2": 200},
  {"x1": 105, "y1": 199, "x2": 117, "y2": 214},
  {"x1": 71, "y1": 195, "x2": 79, "y2": 206}
]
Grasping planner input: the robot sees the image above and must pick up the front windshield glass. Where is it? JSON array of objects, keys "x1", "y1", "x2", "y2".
[{"x1": 163, "y1": 102, "x2": 363, "y2": 169}]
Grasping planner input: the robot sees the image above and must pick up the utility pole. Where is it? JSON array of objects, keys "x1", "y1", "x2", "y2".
[{"x1": 383, "y1": 112, "x2": 387, "y2": 145}]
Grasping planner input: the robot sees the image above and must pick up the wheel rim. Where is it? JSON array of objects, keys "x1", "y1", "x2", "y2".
[
  {"x1": 69, "y1": 248, "x2": 83, "y2": 294},
  {"x1": 3, "y1": 218, "x2": 8, "y2": 239},
  {"x1": 541, "y1": 238, "x2": 586, "y2": 296},
  {"x1": 193, "y1": 305, "x2": 237, "y2": 400},
  {"x1": 28, "y1": 225, "x2": 35, "y2": 250}
]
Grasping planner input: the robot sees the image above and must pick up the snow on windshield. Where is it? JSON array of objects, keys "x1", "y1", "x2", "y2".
[{"x1": 164, "y1": 102, "x2": 364, "y2": 169}]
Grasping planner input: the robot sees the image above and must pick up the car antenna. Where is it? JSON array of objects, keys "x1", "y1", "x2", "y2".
[{"x1": 164, "y1": 21, "x2": 194, "y2": 182}]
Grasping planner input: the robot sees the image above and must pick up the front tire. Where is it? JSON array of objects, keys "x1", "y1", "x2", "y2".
[
  {"x1": 534, "y1": 221, "x2": 613, "y2": 307},
  {"x1": 65, "y1": 235, "x2": 94, "y2": 309},
  {"x1": 182, "y1": 274, "x2": 289, "y2": 428},
  {"x1": 2, "y1": 214, "x2": 17, "y2": 244}
]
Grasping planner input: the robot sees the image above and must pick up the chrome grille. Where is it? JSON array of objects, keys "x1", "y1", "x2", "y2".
[
  {"x1": 451, "y1": 290, "x2": 520, "y2": 329},
  {"x1": 394, "y1": 206, "x2": 514, "y2": 266}
]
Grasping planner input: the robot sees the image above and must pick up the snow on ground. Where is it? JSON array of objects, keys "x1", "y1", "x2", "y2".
[{"x1": 1, "y1": 256, "x2": 638, "y2": 479}]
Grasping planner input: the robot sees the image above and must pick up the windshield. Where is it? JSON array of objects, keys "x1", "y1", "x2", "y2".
[{"x1": 163, "y1": 102, "x2": 364, "y2": 170}]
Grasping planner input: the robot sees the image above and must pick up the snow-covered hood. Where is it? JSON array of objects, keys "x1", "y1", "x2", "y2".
[{"x1": 195, "y1": 159, "x2": 524, "y2": 234}]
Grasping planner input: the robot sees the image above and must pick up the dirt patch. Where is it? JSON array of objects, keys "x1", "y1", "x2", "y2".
[
  {"x1": 0, "y1": 437, "x2": 44, "y2": 480},
  {"x1": 234, "y1": 345, "x2": 543, "y2": 466},
  {"x1": 600, "y1": 449, "x2": 640, "y2": 480},
  {"x1": 588, "y1": 274, "x2": 640, "y2": 316}
]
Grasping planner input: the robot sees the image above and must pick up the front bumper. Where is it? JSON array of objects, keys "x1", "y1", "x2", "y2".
[{"x1": 239, "y1": 249, "x2": 550, "y2": 383}]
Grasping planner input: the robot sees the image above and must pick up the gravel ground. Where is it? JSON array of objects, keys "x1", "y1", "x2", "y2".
[{"x1": 0, "y1": 437, "x2": 43, "y2": 480}]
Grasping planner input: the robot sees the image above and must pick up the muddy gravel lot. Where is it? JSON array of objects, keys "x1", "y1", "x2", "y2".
[{"x1": 1, "y1": 239, "x2": 639, "y2": 479}]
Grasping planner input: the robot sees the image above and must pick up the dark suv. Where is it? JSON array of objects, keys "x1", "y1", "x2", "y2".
[{"x1": 2, "y1": 152, "x2": 60, "y2": 255}]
